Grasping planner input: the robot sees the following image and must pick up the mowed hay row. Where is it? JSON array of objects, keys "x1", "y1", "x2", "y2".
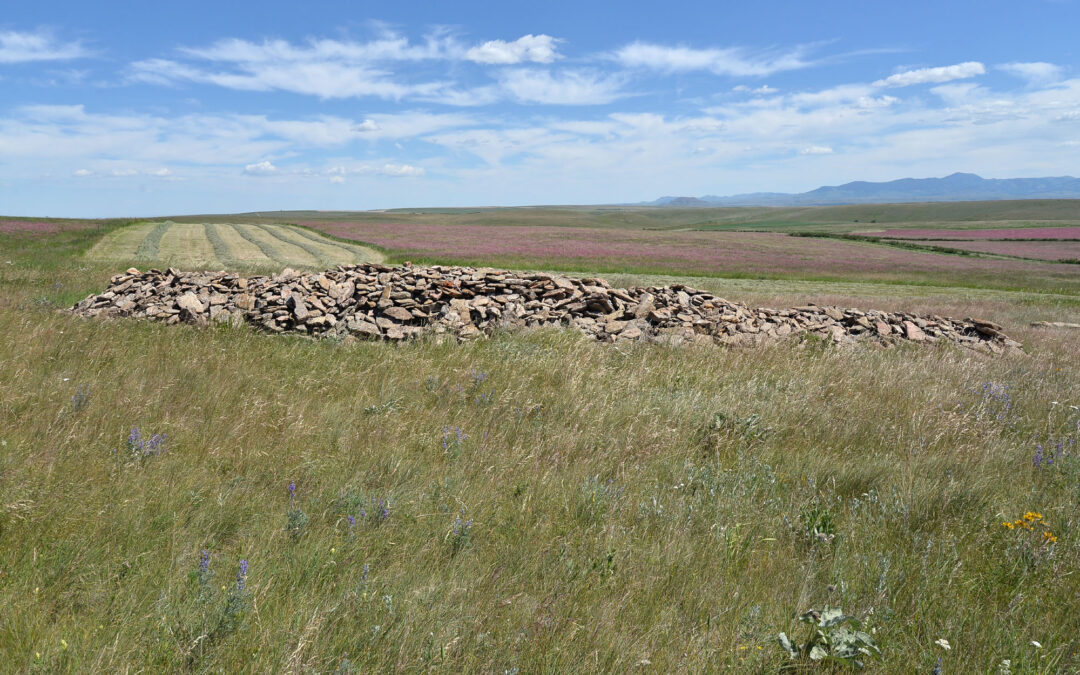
[
  {"x1": 85, "y1": 222, "x2": 159, "y2": 260},
  {"x1": 157, "y1": 223, "x2": 221, "y2": 268},
  {"x1": 261, "y1": 224, "x2": 373, "y2": 266},
  {"x1": 211, "y1": 224, "x2": 278, "y2": 265},
  {"x1": 85, "y1": 222, "x2": 383, "y2": 270},
  {"x1": 238, "y1": 224, "x2": 323, "y2": 268}
]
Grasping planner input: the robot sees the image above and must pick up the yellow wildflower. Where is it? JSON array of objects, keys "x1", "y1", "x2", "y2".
[{"x1": 1003, "y1": 521, "x2": 1015, "y2": 529}]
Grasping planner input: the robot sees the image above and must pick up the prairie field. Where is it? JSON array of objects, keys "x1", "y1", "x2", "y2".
[
  {"x1": 297, "y1": 220, "x2": 1080, "y2": 294},
  {"x1": 912, "y1": 240, "x2": 1080, "y2": 262},
  {"x1": 2, "y1": 206, "x2": 1080, "y2": 672},
  {"x1": 860, "y1": 227, "x2": 1080, "y2": 240}
]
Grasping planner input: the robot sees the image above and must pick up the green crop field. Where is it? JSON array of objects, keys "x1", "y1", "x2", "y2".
[
  {"x1": 2, "y1": 209, "x2": 1080, "y2": 672},
  {"x1": 85, "y1": 222, "x2": 383, "y2": 270}
]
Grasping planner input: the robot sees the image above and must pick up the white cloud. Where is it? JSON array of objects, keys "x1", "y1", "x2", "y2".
[
  {"x1": 72, "y1": 168, "x2": 92, "y2": 177},
  {"x1": 243, "y1": 160, "x2": 276, "y2": 175},
  {"x1": 128, "y1": 31, "x2": 566, "y2": 102},
  {"x1": 614, "y1": 42, "x2": 813, "y2": 76},
  {"x1": 800, "y1": 145, "x2": 833, "y2": 155},
  {"x1": 130, "y1": 56, "x2": 446, "y2": 100},
  {"x1": 465, "y1": 34, "x2": 559, "y2": 64},
  {"x1": 178, "y1": 33, "x2": 458, "y2": 63},
  {"x1": 355, "y1": 119, "x2": 380, "y2": 132},
  {"x1": 873, "y1": 61, "x2": 985, "y2": 88},
  {"x1": 322, "y1": 163, "x2": 424, "y2": 178},
  {"x1": 149, "y1": 168, "x2": 171, "y2": 177},
  {"x1": 999, "y1": 61, "x2": 1063, "y2": 83},
  {"x1": 499, "y1": 69, "x2": 626, "y2": 105},
  {"x1": 0, "y1": 30, "x2": 90, "y2": 64},
  {"x1": 733, "y1": 84, "x2": 778, "y2": 94},
  {"x1": 378, "y1": 163, "x2": 424, "y2": 177}
]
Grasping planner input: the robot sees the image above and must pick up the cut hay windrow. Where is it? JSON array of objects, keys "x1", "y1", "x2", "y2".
[{"x1": 70, "y1": 263, "x2": 1022, "y2": 353}]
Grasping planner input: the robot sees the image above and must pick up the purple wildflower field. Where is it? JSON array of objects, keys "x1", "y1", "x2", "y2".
[
  {"x1": 307, "y1": 221, "x2": 1079, "y2": 287},
  {"x1": 919, "y1": 240, "x2": 1080, "y2": 261},
  {"x1": 864, "y1": 227, "x2": 1080, "y2": 240},
  {"x1": 0, "y1": 219, "x2": 95, "y2": 234}
]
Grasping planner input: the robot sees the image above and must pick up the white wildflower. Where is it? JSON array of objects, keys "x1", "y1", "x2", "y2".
[
  {"x1": 935, "y1": 638, "x2": 951, "y2": 650},
  {"x1": 1031, "y1": 640, "x2": 1042, "y2": 649}
]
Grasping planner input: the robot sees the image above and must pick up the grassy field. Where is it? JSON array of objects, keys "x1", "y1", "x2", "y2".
[
  {"x1": 2, "y1": 212, "x2": 1080, "y2": 672},
  {"x1": 165, "y1": 199, "x2": 1080, "y2": 232},
  {"x1": 85, "y1": 222, "x2": 383, "y2": 271}
]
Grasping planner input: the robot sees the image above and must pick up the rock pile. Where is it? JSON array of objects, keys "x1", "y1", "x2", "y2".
[{"x1": 70, "y1": 263, "x2": 1022, "y2": 353}]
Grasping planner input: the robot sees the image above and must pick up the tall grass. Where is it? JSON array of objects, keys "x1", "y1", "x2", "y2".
[{"x1": 1, "y1": 229, "x2": 1079, "y2": 672}]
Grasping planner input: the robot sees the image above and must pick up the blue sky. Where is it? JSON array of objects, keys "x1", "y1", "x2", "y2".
[{"x1": 2, "y1": 0, "x2": 1079, "y2": 216}]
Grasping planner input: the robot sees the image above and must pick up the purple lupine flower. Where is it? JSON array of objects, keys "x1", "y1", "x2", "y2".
[
  {"x1": 236, "y1": 559, "x2": 248, "y2": 591},
  {"x1": 362, "y1": 563, "x2": 369, "y2": 581},
  {"x1": 128, "y1": 428, "x2": 143, "y2": 452},
  {"x1": 347, "y1": 515, "x2": 356, "y2": 529},
  {"x1": 1034, "y1": 444, "x2": 1045, "y2": 468},
  {"x1": 199, "y1": 549, "x2": 211, "y2": 574},
  {"x1": 288, "y1": 481, "x2": 296, "y2": 499},
  {"x1": 145, "y1": 433, "x2": 166, "y2": 456}
]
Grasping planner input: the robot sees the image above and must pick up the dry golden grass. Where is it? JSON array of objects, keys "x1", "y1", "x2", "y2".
[{"x1": 2, "y1": 225, "x2": 1079, "y2": 672}]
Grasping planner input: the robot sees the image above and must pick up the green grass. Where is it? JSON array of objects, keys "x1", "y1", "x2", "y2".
[{"x1": 2, "y1": 223, "x2": 1080, "y2": 672}]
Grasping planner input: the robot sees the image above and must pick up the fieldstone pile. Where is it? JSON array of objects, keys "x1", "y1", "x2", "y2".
[{"x1": 70, "y1": 263, "x2": 1022, "y2": 353}]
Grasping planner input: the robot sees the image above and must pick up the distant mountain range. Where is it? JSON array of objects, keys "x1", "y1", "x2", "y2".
[{"x1": 647, "y1": 173, "x2": 1080, "y2": 207}]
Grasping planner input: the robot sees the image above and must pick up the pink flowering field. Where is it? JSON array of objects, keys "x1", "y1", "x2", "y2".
[
  {"x1": 919, "y1": 240, "x2": 1080, "y2": 261},
  {"x1": 0, "y1": 219, "x2": 97, "y2": 235},
  {"x1": 307, "y1": 221, "x2": 1080, "y2": 291},
  {"x1": 863, "y1": 227, "x2": 1080, "y2": 240}
]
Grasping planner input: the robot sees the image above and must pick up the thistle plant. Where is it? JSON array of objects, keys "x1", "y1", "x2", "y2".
[{"x1": 778, "y1": 607, "x2": 881, "y2": 669}]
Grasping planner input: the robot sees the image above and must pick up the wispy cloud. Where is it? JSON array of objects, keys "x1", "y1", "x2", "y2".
[
  {"x1": 464, "y1": 34, "x2": 560, "y2": 64},
  {"x1": 498, "y1": 69, "x2": 627, "y2": 104},
  {"x1": 733, "y1": 84, "x2": 778, "y2": 95},
  {"x1": 998, "y1": 61, "x2": 1063, "y2": 83},
  {"x1": 873, "y1": 61, "x2": 985, "y2": 88},
  {"x1": 0, "y1": 30, "x2": 91, "y2": 64},
  {"x1": 129, "y1": 31, "x2": 568, "y2": 101},
  {"x1": 129, "y1": 56, "x2": 446, "y2": 100},
  {"x1": 612, "y1": 41, "x2": 814, "y2": 76}
]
